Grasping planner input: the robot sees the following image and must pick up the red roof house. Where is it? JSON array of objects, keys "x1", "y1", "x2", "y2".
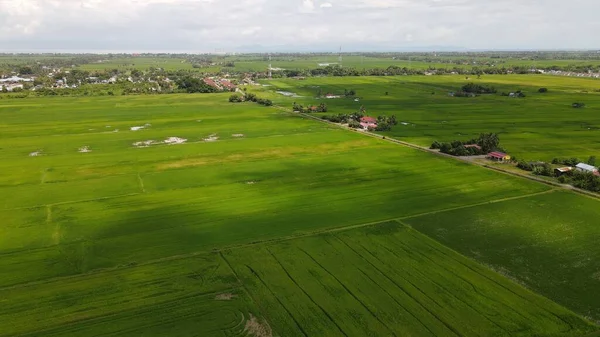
[
  {"x1": 487, "y1": 152, "x2": 511, "y2": 161},
  {"x1": 220, "y1": 79, "x2": 236, "y2": 90},
  {"x1": 203, "y1": 78, "x2": 221, "y2": 90},
  {"x1": 360, "y1": 116, "x2": 377, "y2": 124},
  {"x1": 464, "y1": 144, "x2": 482, "y2": 150}
]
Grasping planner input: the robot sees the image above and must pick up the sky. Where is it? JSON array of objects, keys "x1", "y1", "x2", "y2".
[{"x1": 0, "y1": 0, "x2": 598, "y2": 53}]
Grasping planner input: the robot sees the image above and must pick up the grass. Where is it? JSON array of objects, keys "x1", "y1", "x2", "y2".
[
  {"x1": 224, "y1": 221, "x2": 597, "y2": 336},
  {"x1": 263, "y1": 74, "x2": 600, "y2": 160},
  {"x1": 404, "y1": 190, "x2": 600, "y2": 322}
]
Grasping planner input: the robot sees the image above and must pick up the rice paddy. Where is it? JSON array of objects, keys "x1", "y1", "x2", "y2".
[{"x1": 1, "y1": 83, "x2": 599, "y2": 335}]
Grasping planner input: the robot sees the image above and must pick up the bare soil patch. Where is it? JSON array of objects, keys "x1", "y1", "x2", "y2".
[
  {"x1": 215, "y1": 293, "x2": 238, "y2": 301},
  {"x1": 244, "y1": 314, "x2": 272, "y2": 337}
]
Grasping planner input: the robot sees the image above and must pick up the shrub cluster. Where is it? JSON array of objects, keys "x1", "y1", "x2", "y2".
[
  {"x1": 293, "y1": 102, "x2": 327, "y2": 113},
  {"x1": 244, "y1": 93, "x2": 272, "y2": 106},
  {"x1": 461, "y1": 83, "x2": 497, "y2": 94},
  {"x1": 431, "y1": 133, "x2": 501, "y2": 156}
]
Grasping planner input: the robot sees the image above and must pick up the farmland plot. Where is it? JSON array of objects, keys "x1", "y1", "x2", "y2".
[
  {"x1": 0, "y1": 94, "x2": 550, "y2": 287},
  {"x1": 265, "y1": 75, "x2": 600, "y2": 160},
  {"x1": 224, "y1": 221, "x2": 596, "y2": 336},
  {"x1": 0, "y1": 254, "x2": 261, "y2": 337},
  {"x1": 405, "y1": 190, "x2": 600, "y2": 322}
]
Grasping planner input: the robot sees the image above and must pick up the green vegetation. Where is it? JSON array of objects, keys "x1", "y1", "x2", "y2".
[
  {"x1": 224, "y1": 222, "x2": 596, "y2": 336},
  {"x1": 0, "y1": 255, "x2": 260, "y2": 336},
  {"x1": 405, "y1": 191, "x2": 600, "y2": 321},
  {"x1": 264, "y1": 74, "x2": 600, "y2": 160},
  {"x1": 2, "y1": 66, "x2": 600, "y2": 335}
]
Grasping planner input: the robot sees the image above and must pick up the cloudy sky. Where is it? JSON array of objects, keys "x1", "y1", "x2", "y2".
[{"x1": 0, "y1": 0, "x2": 598, "y2": 52}]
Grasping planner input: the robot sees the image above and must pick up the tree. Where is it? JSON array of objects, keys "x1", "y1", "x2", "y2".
[
  {"x1": 348, "y1": 120, "x2": 361, "y2": 129},
  {"x1": 175, "y1": 76, "x2": 217, "y2": 93},
  {"x1": 572, "y1": 102, "x2": 586, "y2": 108},
  {"x1": 538, "y1": 88, "x2": 548, "y2": 93},
  {"x1": 18, "y1": 66, "x2": 33, "y2": 75},
  {"x1": 439, "y1": 143, "x2": 452, "y2": 154},
  {"x1": 588, "y1": 156, "x2": 597, "y2": 166},
  {"x1": 477, "y1": 133, "x2": 500, "y2": 152}
]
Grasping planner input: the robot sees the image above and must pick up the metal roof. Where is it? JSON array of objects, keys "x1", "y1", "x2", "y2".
[{"x1": 576, "y1": 163, "x2": 598, "y2": 171}]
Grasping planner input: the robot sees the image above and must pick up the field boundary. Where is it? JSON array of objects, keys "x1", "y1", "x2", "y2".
[{"x1": 283, "y1": 107, "x2": 600, "y2": 201}]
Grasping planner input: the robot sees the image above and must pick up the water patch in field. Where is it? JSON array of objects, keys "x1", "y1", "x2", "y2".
[
  {"x1": 232, "y1": 134, "x2": 245, "y2": 138},
  {"x1": 276, "y1": 91, "x2": 301, "y2": 97},
  {"x1": 204, "y1": 134, "x2": 219, "y2": 142},
  {"x1": 78, "y1": 146, "x2": 92, "y2": 153},
  {"x1": 130, "y1": 123, "x2": 151, "y2": 131},
  {"x1": 246, "y1": 181, "x2": 256, "y2": 185},
  {"x1": 29, "y1": 151, "x2": 42, "y2": 157},
  {"x1": 133, "y1": 140, "x2": 156, "y2": 148},
  {"x1": 164, "y1": 137, "x2": 187, "y2": 145}
]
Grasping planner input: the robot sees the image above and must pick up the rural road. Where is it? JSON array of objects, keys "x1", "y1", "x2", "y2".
[{"x1": 281, "y1": 107, "x2": 600, "y2": 201}]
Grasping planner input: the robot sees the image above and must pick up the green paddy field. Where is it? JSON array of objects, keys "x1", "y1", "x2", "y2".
[
  {"x1": 265, "y1": 74, "x2": 600, "y2": 161},
  {"x1": 1, "y1": 92, "x2": 600, "y2": 336}
]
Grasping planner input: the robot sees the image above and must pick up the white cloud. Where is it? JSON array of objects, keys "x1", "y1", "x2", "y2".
[{"x1": 0, "y1": 0, "x2": 598, "y2": 52}]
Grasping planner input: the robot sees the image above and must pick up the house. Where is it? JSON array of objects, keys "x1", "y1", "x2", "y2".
[
  {"x1": 487, "y1": 152, "x2": 511, "y2": 162},
  {"x1": 325, "y1": 93, "x2": 340, "y2": 99},
  {"x1": 203, "y1": 78, "x2": 221, "y2": 90},
  {"x1": 220, "y1": 79, "x2": 236, "y2": 90},
  {"x1": 554, "y1": 167, "x2": 573, "y2": 176},
  {"x1": 575, "y1": 163, "x2": 598, "y2": 174},
  {"x1": 464, "y1": 144, "x2": 482, "y2": 150},
  {"x1": 359, "y1": 117, "x2": 378, "y2": 130},
  {"x1": 309, "y1": 106, "x2": 318, "y2": 112}
]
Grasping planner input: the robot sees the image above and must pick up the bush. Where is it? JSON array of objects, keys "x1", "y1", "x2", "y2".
[
  {"x1": 572, "y1": 102, "x2": 586, "y2": 108},
  {"x1": 348, "y1": 120, "x2": 361, "y2": 129},
  {"x1": 517, "y1": 161, "x2": 533, "y2": 171},
  {"x1": 375, "y1": 122, "x2": 391, "y2": 132},
  {"x1": 538, "y1": 88, "x2": 548, "y2": 93},
  {"x1": 229, "y1": 95, "x2": 243, "y2": 103},
  {"x1": 439, "y1": 143, "x2": 452, "y2": 154},
  {"x1": 552, "y1": 157, "x2": 580, "y2": 166},
  {"x1": 461, "y1": 83, "x2": 497, "y2": 94},
  {"x1": 430, "y1": 141, "x2": 442, "y2": 150}
]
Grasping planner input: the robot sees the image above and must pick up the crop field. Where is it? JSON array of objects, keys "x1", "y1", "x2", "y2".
[
  {"x1": 264, "y1": 74, "x2": 600, "y2": 160},
  {"x1": 224, "y1": 221, "x2": 597, "y2": 337},
  {"x1": 0, "y1": 94, "x2": 552, "y2": 287},
  {"x1": 0, "y1": 253, "x2": 261, "y2": 336},
  {"x1": 404, "y1": 190, "x2": 600, "y2": 322},
  {"x1": 1, "y1": 93, "x2": 600, "y2": 335}
]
